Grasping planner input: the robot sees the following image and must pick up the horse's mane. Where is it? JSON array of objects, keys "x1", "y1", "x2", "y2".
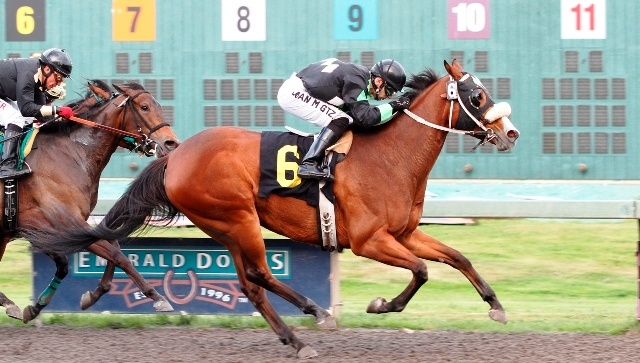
[
  {"x1": 402, "y1": 68, "x2": 440, "y2": 101},
  {"x1": 120, "y1": 82, "x2": 145, "y2": 91}
]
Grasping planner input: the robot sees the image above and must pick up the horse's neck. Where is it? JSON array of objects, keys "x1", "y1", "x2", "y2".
[
  {"x1": 374, "y1": 88, "x2": 450, "y2": 181},
  {"x1": 49, "y1": 121, "x2": 121, "y2": 182}
]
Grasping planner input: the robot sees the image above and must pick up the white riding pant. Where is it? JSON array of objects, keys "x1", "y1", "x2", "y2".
[
  {"x1": 0, "y1": 98, "x2": 35, "y2": 129},
  {"x1": 277, "y1": 73, "x2": 352, "y2": 128}
]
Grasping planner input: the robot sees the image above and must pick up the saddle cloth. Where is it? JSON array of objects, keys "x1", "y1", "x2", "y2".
[{"x1": 258, "y1": 131, "x2": 338, "y2": 207}]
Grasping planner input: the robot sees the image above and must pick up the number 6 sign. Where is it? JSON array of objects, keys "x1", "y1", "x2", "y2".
[
  {"x1": 5, "y1": 0, "x2": 45, "y2": 41},
  {"x1": 561, "y1": 0, "x2": 606, "y2": 39}
]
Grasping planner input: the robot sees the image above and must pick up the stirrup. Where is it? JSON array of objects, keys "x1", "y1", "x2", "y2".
[
  {"x1": 0, "y1": 161, "x2": 31, "y2": 180},
  {"x1": 298, "y1": 163, "x2": 333, "y2": 181}
]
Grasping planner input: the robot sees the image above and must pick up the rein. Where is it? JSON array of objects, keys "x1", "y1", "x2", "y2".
[
  {"x1": 71, "y1": 89, "x2": 170, "y2": 156},
  {"x1": 68, "y1": 115, "x2": 144, "y2": 142},
  {"x1": 403, "y1": 74, "x2": 496, "y2": 151}
]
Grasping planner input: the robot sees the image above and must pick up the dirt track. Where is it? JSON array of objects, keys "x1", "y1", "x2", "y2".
[{"x1": 1, "y1": 325, "x2": 639, "y2": 362}]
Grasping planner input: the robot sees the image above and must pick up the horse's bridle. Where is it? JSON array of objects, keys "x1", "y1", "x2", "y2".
[
  {"x1": 111, "y1": 90, "x2": 171, "y2": 156},
  {"x1": 403, "y1": 73, "x2": 501, "y2": 151}
]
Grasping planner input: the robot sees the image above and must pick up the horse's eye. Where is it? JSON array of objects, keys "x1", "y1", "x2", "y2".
[
  {"x1": 141, "y1": 104, "x2": 149, "y2": 111},
  {"x1": 470, "y1": 88, "x2": 483, "y2": 108}
]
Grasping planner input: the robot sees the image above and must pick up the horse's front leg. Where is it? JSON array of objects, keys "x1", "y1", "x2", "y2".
[
  {"x1": 0, "y1": 291, "x2": 22, "y2": 320},
  {"x1": 0, "y1": 237, "x2": 21, "y2": 319},
  {"x1": 351, "y1": 230, "x2": 429, "y2": 314},
  {"x1": 22, "y1": 252, "x2": 68, "y2": 323},
  {"x1": 404, "y1": 228, "x2": 507, "y2": 324},
  {"x1": 85, "y1": 239, "x2": 174, "y2": 312}
]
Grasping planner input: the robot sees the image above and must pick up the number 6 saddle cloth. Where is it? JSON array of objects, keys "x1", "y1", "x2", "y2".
[{"x1": 258, "y1": 130, "x2": 352, "y2": 207}]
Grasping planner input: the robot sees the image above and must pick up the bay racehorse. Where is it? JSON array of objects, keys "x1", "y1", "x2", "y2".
[
  {"x1": 25, "y1": 60, "x2": 519, "y2": 358},
  {"x1": 0, "y1": 80, "x2": 179, "y2": 322}
]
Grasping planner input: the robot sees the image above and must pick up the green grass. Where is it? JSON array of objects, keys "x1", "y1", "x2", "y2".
[{"x1": 1, "y1": 219, "x2": 639, "y2": 334}]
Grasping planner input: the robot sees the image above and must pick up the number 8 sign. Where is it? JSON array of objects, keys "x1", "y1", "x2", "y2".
[
  {"x1": 221, "y1": 0, "x2": 266, "y2": 41},
  {"x1": 448, "y1": 0, "x2": 491, "y2": 39}
]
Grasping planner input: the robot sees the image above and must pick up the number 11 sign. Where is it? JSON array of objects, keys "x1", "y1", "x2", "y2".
[{"x1": 561, "y1": 0, "x2": 606, "y2": 39}]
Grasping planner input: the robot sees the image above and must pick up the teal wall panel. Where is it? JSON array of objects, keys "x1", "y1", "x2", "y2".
[{"x1": 1, "y1": 0, "x2": 637, "y2": 180}]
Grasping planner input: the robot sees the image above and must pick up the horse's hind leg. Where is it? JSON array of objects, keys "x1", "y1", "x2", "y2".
[
  {"x1": 80, "y1": 257, "x2": 116, "y2": 310},
  {"x1": 224, "y1": 242, "x2": 318, "y2": 359},
  {"x1": 22, "y1": 252, "x2": 68, "y2": 323},
  {"x1": 84, "y1": 239, "x2": 173, "y2": 312},
  {"x1": 404, "y1": 229, "x2": 506, "y2": 324}
]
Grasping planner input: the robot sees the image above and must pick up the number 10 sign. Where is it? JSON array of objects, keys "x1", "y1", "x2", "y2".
[{"x1": 448, "y1": 0, "x2": 491, "y2": 39}]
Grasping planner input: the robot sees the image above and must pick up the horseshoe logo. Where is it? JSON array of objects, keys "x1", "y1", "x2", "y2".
[{"x1": 162, "y1": 269, "x2": 199, "y2": 305}]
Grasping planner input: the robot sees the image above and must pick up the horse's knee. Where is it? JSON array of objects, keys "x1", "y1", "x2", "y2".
[
  {"x1": 415, "y1": 262, "x2": 428, "y2": 282},
  {"x1": 245, "y1": 266, "x2": 271, "y2": 285}
]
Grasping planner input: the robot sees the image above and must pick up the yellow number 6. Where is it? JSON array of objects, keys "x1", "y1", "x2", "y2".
[
  {"x1": 16, "y1": 6, "x2": 35, "y2": 35},
  {"x1": 276, "y1": 145, "x2": 302, "y2": 188}
]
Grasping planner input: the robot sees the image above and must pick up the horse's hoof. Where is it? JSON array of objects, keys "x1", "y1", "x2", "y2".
[
  {"x1": 5, "y1": 304, "x2": 23, "y2": 321},
  {"x1": 489, "y1": 309, "x2": 508, "y2": 324},
  {"x1": 153, "y1": 299, "x2": 174, "y2": 312},
  {"x1": 297, "y1": 345, "x2": 318, "y2": 359},
  {"x1": 22, "y1": 305, "x2": 38, "y2": 323},
  {"x1": 80, "y1": 291, "x2": 95, "y2": 310},
  {"x1": 316, "y1": 315, "x2": 337, "y2": 330},
  {"x1": 366, "y1": 297, "x2": 387, "y2": 314}
]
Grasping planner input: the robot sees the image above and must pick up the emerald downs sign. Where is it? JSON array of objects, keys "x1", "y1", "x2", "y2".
[{"x1": 33, "y1": 238, "x2": 332, "y2": 315}]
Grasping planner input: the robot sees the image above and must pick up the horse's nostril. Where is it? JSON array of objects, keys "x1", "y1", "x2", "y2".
[
  {"x1": 507, "y1": 130, "x2": 519, "y2": 139},
  {"x1": 165, "y1": 140, "x2": 180, "y2": 150}
]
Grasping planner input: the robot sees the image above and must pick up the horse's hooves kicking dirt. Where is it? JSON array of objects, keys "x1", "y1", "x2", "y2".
[
  {"x1": 297, "y1": 345, "x2": 318, "y2": 359},
  {"x1": 316, "y1": 315, "x2": 337, "y2": 330},
  {"x1": 489, "y1": 309, "x2": 508, "y2": 324},
  {"x1": 5, "y1": 304, "x2": 23, "y2": 321}
]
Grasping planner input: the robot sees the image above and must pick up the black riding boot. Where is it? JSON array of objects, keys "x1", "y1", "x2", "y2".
[
  {"x1": 298, "y1": 127, "x2": 343, "y2": 181},
  {"x1": 0, "y1": 129, "x2": 30, "y2": 180}
]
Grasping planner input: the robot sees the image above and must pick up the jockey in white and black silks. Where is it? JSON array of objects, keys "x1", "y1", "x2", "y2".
[
  {"x1": 277, "y1": 58, "x2": 410, "y2": 181},
  {"x1": 0, "y1": 48, "x2": 75, "y2": 179}
]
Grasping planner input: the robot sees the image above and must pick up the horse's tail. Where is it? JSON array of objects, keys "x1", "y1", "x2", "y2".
[{"x1": 25, "y1": 157, "x2": 180, "y2": 254}]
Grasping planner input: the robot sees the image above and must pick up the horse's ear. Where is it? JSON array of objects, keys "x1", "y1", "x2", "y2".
[
  {"x1": 444, "y1": 59, "x2": 464, "y2": 79},
  {"x1": 88, "y1": 81, "x2": 112, "y2": 101},
  {"x1": 112, "y1": 83, "x2": 125, "y2": 95}
]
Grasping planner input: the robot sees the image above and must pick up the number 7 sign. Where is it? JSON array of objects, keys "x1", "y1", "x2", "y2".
[
  {"x1": 561, "y1": 0, "x2": 606, "y2": 39},
  {"x1": 112, "y1": 0, "x2": 156, "y2": 41}
]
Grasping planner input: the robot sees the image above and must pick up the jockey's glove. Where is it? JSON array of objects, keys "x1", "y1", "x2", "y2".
[
  {"x1": 55, "y1": 106, "x2": 75, "y2": 119},
  {"x1": 389, "y1": 96, "x2": 411, "y2": 112}
]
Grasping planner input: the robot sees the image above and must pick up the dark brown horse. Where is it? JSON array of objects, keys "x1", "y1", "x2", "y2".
[
  {"x1": 25, "y1": 60, "x2": 519, "y2": 358},
  {"x1": 0, "y1": 80, "x2": 180, "y2": 322}
]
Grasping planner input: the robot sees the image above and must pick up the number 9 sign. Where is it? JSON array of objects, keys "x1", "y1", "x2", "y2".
[{"x1": 5, "y1": 0, "x2": 45, "y2": 41}]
